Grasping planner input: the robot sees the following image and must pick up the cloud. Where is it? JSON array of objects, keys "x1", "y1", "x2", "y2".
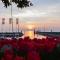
[
  {"x1": 13, "y1": 9, "x2": 48, "y2": 18},
  {"x1": 13, "y1": 3, "x2": 60, "y2": 19}
]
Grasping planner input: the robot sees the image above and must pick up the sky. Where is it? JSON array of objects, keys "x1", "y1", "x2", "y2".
[{"x1": 0, "y1": 0, "x2": 60, "y2": 32}]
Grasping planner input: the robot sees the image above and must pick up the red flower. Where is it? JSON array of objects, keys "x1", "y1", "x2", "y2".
[
  {"x1": 27, "y1": 51, "x2": 41, "y2": 60},
  {"x1": 1, "y1": 57, "x2": 5, "y2": 60},
  {"x1": 45, "y1": 41, "x2": 56, "y2": 52},
  {"x1": 4, "y1": 54, "x2": 13, "y2": 60},
  {"x1": 4, "y1": 49, "x2": 14, "y2": 60},
  {"x1": 14, "y1": 56, "x2": 24, "y2": 60}
]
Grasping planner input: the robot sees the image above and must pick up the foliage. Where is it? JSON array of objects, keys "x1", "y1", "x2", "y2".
[{"x1": 1, "y1": 0, "x2": 33, "y2": 8}]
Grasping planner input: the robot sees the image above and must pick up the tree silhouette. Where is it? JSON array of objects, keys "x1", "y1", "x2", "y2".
[{"x1": 1, "y1": 0, "x2": 33, "y2": 8}]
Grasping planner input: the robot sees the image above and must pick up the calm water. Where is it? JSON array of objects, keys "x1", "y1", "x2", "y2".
[{"x1": 22, "y1": 30, "x2": 46, "y2": 39}]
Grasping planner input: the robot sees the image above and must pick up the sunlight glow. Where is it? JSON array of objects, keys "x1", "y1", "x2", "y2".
[
  {"x1": 27, "y1": 24, "x2": 35, "y2": 30},
  {"x1": 24, "y1": 31, "x2": 34, "y2": 39}
]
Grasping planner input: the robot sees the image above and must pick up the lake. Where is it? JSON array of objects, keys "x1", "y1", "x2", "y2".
[{"x1": 22, "y1": 30, "x2": 46, "y2": 39}]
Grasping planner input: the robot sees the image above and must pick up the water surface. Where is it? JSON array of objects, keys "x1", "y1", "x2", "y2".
[{"x1": 22, "y1": 30, "x2": 46, "y2": 39}]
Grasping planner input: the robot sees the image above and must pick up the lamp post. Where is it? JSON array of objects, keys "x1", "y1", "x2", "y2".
[
  {"x1": 2, "y1": 18, "x2": 5, "y2": 38},
  {"x1": 2, "y1": 18, "x2": 5, "y2": 32},
  {"x1": 16, "y1": 18, "x2": 19, "y2": 33},
  {"x1": 9, "y1": 0, "x2": 14, "y2": 38},
  {"x1": 16, "y1": 18, "x2": 19, "y2": 37},
  {"x1": 9, "y1": 0, "x2": 13, "y2": 33}
]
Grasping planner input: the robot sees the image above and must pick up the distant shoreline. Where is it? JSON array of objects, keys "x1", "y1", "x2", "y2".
[
  {"x1": 36, "y1": 31, "x2": 60, "y2": 37},
  {"x1": 0, "y1": 32, "x2": 23, "y2": 38}
]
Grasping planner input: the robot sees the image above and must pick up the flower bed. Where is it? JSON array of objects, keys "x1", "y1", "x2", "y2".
[{"x1": 0, "y1": 37, "x2": 60, "y2": 60}]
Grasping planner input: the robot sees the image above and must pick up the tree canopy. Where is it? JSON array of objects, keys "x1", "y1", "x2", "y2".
[{"x1": 1, "y1": 0, "x2": 33, "y2": 8}]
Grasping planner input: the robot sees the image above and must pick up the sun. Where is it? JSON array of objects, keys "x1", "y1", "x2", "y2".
[
  {"x1": 27, "y1": 24, "x2": 34, "y2": 30},
  {"x1": 28, "y1": 25, "x2": 33, "y2": 29}
]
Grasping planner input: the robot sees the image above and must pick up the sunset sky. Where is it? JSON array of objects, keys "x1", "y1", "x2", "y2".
[{"x1": 0, "y1": 0, "x2": 60, "y2": 32}]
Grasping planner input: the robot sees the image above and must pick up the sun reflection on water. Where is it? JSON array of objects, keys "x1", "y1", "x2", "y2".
[
  {"x1": 24, "y1": 30, "x2": 34, "y2": 39},
  {"x1": 24, "y1": 30, "x2": 46, "y2": 39}
]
